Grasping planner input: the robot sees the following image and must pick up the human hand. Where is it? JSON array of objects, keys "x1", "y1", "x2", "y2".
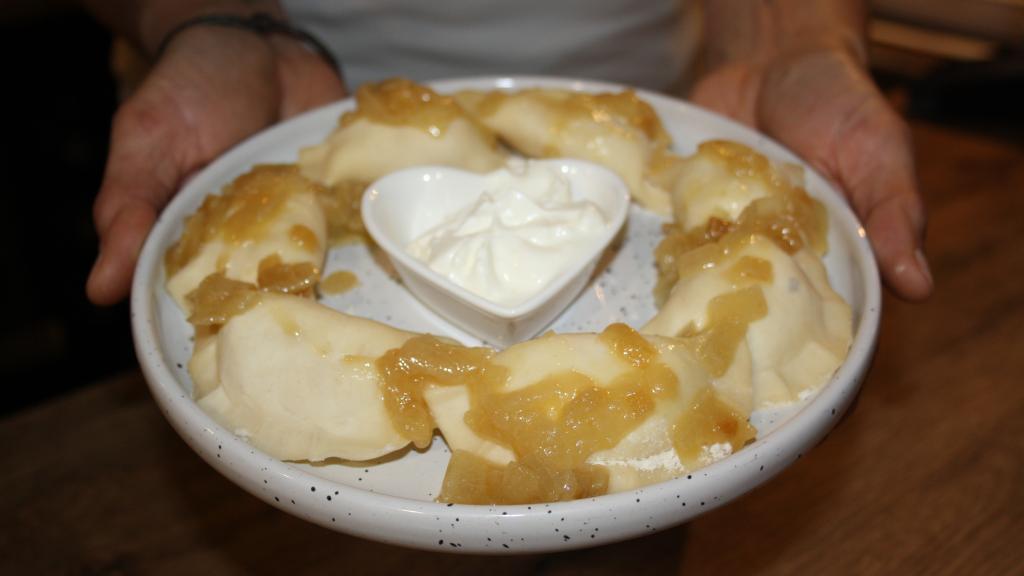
[
  {"x1": 86, "y1": 26, "x2": 345, "y2": 305},
  {"x1": 691, "y1": 48, "x2": 932, "y2": 300}
]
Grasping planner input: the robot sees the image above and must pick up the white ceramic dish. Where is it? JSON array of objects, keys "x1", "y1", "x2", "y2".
[
  {"x1": 131, "y1": 76, "x2": 880, "y2": 554},
  {"x1": 362, "y1": 159, "x2": 631, "y2": 346}
]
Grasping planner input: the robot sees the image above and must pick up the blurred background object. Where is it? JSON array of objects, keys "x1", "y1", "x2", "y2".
[
  {"x1": 0, "y1": 0, "x2": 1021, "y2": 415},
  {"x1": 869, "y1": 0, "x2": 1024, "y2": 140}
]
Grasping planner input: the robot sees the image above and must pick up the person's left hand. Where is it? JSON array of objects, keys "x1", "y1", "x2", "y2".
[{"x1": 690, "y1": 47, "x2": 932, "y2": 300}]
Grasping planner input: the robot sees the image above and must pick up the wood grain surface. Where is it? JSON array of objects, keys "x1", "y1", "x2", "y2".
[{"x1": 3, "y1": 121, "x2": 1022, "y2": 575}]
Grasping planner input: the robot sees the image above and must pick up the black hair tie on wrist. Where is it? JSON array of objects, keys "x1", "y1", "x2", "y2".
[{"x1": 155, "y1": 12, "x2": 340, "y2": 74}]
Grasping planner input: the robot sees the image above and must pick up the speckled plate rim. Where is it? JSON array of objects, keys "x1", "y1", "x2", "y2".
[{"x1": 131, "y1": 75, "x2": 881, "y2": 554}]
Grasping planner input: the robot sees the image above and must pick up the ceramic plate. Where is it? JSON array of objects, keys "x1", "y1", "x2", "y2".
[{"x1": 131, "y1": 76, "x2": 881, "y2": 553}]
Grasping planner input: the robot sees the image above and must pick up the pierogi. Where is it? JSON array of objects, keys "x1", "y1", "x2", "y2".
[
  {"x1": 669, "y1": 140, "x2": 807, "y2": 232},
  {"x1": 164, "y1": 165, "x2": 327, "y2": 312},
  {"x1": 299, "y1": 79, "x2": 505, "y2": 186},
  {"x1": 455, "y1": 88, "x2": 680, "y2": 216},
  {"x1": 644, "y1": 236, "x2": 852, "y2": 410},
  {"x1": 425, "y1": 329, "x2": 753, "y2": 499},
  {"x1": 197, "y1": 291, "x2": 415, "y2": 462}
]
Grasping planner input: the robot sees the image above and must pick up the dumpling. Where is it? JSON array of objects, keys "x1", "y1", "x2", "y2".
[
  {"x1": 670, "y1": 140, "x2": 806, "y2": 232},
  {"x1": 644, "y1": 235, "x2": 852, "y2": 409},
  {"x1": 194, "y1": 290, "x2": 416, "y2": 462},
  {"x1": 585, "y1": 333, "x2": 753, "y2": 492},
  {"x1": 298, "y1": 79, "x2": 505, "y2": 186},
  {"x1": 647, "y1": 140, "x2": 847, "y2": 409},
  {"x1": 455, "y1": 88, "x2": 678, "y2": 216},
  {"x1": 425, "y1": 325, "x2": 755, "y2": 502},
  {"x1": 164, "y1": 165, "x2": 328, "y2": 313}
]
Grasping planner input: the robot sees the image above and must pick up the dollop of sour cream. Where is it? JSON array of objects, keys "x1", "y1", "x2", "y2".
[{"x1": 406, "y1": 161, "x2": 610, "y2": 308}]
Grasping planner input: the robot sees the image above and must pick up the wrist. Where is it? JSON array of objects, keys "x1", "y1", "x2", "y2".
[
  {"x1": 138, "y1": 0, "x2": 284, "y2": 56},
  {"x1": 153, "y1": 12, "x2": 339, "y2": 75},
  {"x1": 776, "y1": 29, "x2": 867, "y2": 70},
  {"x1": 702, "y1": 0, "x2": 868, "y2": 74}
]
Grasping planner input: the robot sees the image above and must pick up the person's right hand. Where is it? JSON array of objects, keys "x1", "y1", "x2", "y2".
[{"x1": 86, "y1": 26, "x2": 345, "y2": 306}]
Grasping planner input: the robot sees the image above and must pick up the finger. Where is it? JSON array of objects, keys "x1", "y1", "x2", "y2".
[
  {"x1": 88, "y1": 128, "x2": 177, "y2": 305},
  {"x1": 834, "y1": 102, "x2": 932, "y2": 300},
  {"x1": 87, "y1": 200, "x2": 157, "y2": 305},
  {"x1": 88, "y1": 91, "x2": 189, "y2": 306},
  {"x1": 93, "y1": 95, "x2": 185, "y2": 239},
  {"x1": 862, "y1": 191, "x2": 932, "y2": 300}
]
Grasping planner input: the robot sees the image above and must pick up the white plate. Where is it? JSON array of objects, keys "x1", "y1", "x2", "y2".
[{"x1": 132, "y1": 76, "x2": 880, "y2": 553}]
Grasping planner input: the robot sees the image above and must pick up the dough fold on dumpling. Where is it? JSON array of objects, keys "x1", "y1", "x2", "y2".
[
  {"x1": 196, "y1": 293, "x2": 415, "y2": 462},
  {"x1": 455, "y1": 88, "x2": 677, "y2": 216},
  {"x1": 644, "y1": 235, "x2": 852, "y2": 409},
  {"x1": 164, "y1": 165, "x2": 328, "y2": 313},
  {"x1": 299, "y1": 79, "x2": 505, "y2": 186},
  {"x1": 670, "y1": 140, "x2": 806, "y2": 232},
  {"x1": 586, "y1": 335, "x2": 745, "y2": 492},
  {"x1": 424, "y1": 331, "x2": 748, "y2": 494}
]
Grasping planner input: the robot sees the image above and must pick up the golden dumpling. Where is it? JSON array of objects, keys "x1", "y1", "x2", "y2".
[
  {"x1": 196, "y1": 293, "x2": 416, "y2": 462},
  {"x1": 644, "y1": 235, "x2": 852, "y2": 410},
  {"x1": 670, "y1": 140, "x2": 806, "y2": 232},
  {"x1": 456, "y1": 88, "x2": 677, "y2": 216},
  {"x1": 425, "y1": 327, "x2": 754, "y2": 500},
  {"x1": 164, "y1": 165, "x2": 328, "y2": 313},
  {"x1": 299, "y1": 79, "x2": 505, "y2": 186}
]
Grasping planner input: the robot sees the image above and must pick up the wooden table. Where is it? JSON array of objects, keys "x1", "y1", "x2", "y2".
[{"x1": 3, "y1": 121, "x2": 1022, "y2": 575}]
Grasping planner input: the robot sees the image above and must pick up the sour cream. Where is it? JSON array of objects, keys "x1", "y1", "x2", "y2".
[{"x1": 406, "y1": 161, "x2": 610, "y2": 308}]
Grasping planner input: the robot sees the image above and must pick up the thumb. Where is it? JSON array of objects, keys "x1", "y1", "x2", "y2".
[
  {"x1": 87, "y1": 92, "x2": 191, "y2": 306},
  {"x1": 833, "y1": 100, "x2": 933, "y2": 300},
  {"x1": 87, "y1": 199, "x2": 158, "y2": 306}
]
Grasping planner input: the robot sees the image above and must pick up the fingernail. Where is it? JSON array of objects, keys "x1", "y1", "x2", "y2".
[{"x1": 914, "y1": 249, "x2": 933, "y2": 289}]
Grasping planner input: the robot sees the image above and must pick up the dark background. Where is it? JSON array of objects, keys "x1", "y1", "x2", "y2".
[
  {"x1": 1, "y1": 8, "x2": 133, "y2": 416},
  {"x1": 0, "y1": 6, "x2": 1021, "y2": 416}
]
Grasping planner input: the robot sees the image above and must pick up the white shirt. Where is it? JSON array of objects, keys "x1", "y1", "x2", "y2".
[{"x1": 284, "y1": 0, "x2": 699, "y2": 92}]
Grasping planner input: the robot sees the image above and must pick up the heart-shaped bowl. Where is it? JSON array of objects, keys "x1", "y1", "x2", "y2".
[{"x1": 362, "y1": 158, "x2": 630, "y2": 345}]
